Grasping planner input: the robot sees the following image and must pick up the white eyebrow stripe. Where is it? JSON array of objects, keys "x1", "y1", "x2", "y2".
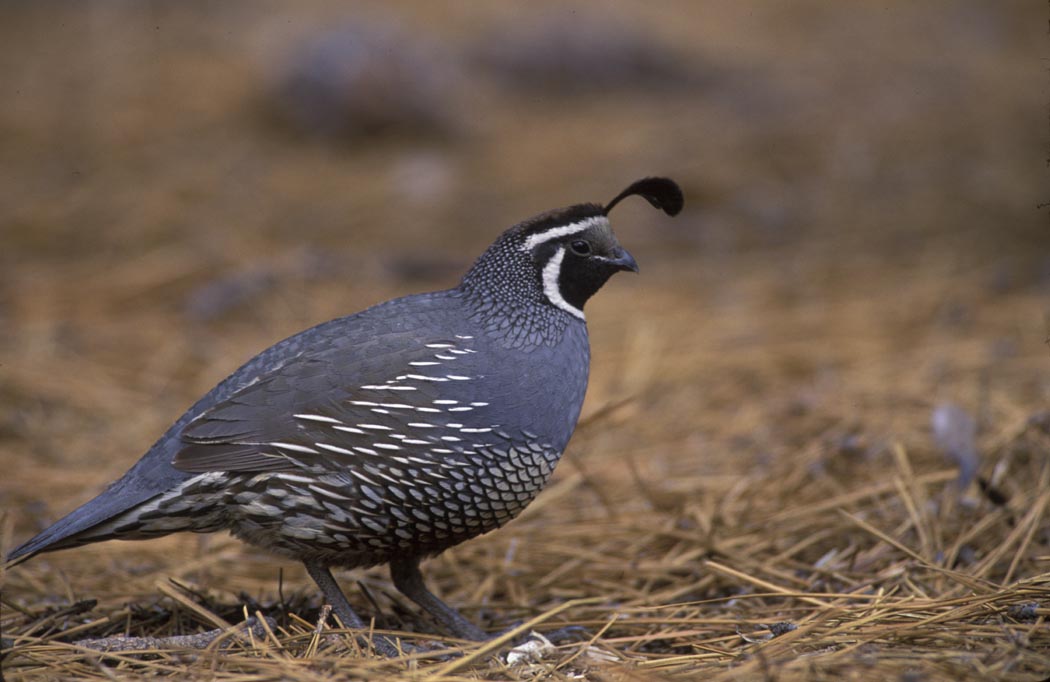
[
  {"x1": 541, "y1": 246, "x2": 585, "y2": 319},
  {"x1": 520, "y1": 216, "x2": 607, "y2": 251}
]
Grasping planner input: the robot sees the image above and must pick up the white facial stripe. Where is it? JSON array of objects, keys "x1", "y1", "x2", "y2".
[
  {"x1": 520, "y1": 216, "x2": 608, "y2": 251},
  {"x1": 542, "y1": 246, "x2": 585, "y2": 319}
]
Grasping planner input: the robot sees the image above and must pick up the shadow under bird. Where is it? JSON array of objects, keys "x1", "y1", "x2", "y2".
[{"x1": 9, "y1": 177, "x2": 684, "y2": 653}]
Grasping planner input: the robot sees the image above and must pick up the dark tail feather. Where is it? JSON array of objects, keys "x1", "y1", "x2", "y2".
[
  {"x1": 9, "y1": 339, "x2": 274, "y2": 566},
  {"x1": 7, "y1": 486, "x2": 146, "y2": 564},
  {"x1": 7, "y1": 517, "x2": 95, "y2": 565},
  {"x1": 7, "y1": 450, "x2": 192, "y2": 564}
]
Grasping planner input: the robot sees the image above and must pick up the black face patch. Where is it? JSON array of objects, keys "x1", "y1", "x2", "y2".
[
  {"x1": 558, "y1": 251, "x2": 622, "y2": 311},
  {"x1": 541, "y1": 225, "x2": 629, "y2": 313}
]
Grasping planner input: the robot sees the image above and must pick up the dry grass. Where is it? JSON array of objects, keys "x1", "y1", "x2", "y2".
[
  {"x1": 5, "y1": 384, "x2": 1050, "y2": 680},
  {"x1": 2, "y1": 1, "x2": 1048, "y2": 680}
]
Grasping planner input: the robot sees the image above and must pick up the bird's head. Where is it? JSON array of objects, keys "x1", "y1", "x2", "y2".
[{"x1": 462, "y1": 177, "x2": 683, "y2": 320}]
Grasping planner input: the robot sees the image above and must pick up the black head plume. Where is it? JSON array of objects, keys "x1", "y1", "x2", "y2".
[{"x1": 604, "y1": 177, "x2": 684, "y2": 217}]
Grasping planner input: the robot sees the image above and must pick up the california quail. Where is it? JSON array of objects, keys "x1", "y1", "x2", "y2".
[{"x1": 9, "y1": 177, "x2": 683, "y2": 652}]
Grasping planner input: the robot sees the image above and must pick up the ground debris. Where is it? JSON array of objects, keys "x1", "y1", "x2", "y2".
[
  {"x1": 737, "y1": 621, "x2": 797, "y2": 644},
  {"x1": 1005, "y1": 602, "x2": 1041, "y2": 622},
  {"x1": 506, "y1": 632, "x2": 556, "y2": 666},
  {"x1": 72, "y1": 616, "x2": 277, "y2": 653}
]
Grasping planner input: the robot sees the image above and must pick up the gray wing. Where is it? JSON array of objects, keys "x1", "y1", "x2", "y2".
[
  {"x1": 173, "y1": 328, "x2": 485, "y2": 474},
  {"x1": 9, "y1": 294, "x2": 473, "y2": 561}
]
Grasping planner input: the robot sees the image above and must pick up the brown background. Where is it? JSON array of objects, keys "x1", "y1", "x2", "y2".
[{"x1": 2, "y1": 2, "x2": 1048, "y2": 680}]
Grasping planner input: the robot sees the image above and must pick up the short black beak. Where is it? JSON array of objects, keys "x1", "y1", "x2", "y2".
[{"x1": 608, "y1": 247, "x2": 639, "y2": 273}]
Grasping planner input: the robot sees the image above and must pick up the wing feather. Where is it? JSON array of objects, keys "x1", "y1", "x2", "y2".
[{"x1": 173, "y1": 329, "x2": 457, "y2": 474}]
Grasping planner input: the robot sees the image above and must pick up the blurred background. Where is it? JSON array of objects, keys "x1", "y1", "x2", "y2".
[{"x1": 1, "y1": 0, "x2": 1048, "y2": 672}]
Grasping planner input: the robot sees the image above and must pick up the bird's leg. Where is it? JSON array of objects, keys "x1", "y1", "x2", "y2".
[
  {"x1": 304, "y1": 561, "x2": 367, "y2": 629},
  {"x1": 304, "y1": 560, "x2": 403, "y2": 656},
  {"x1": 390, "y1": 556, "x2": 489, "y2": 642}
]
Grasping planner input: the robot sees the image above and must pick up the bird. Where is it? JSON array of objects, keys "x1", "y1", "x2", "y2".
[{"x1": 8, "y1": 177, "x2": 684, "y2": 653}]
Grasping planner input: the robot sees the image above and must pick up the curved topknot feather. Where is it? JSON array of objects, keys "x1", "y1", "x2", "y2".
[{"x1": 604, "y1": 177, "x2": 684, "y2": 217}]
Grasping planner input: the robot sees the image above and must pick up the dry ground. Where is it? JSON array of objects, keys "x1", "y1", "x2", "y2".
[{"x1": 1, "y1": 2, "x2": 1048, "y2": 680}]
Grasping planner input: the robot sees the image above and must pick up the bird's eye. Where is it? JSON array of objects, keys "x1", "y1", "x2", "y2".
[{"x1": 569, "y1": 240, "x2": 591, "y2": 256}]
